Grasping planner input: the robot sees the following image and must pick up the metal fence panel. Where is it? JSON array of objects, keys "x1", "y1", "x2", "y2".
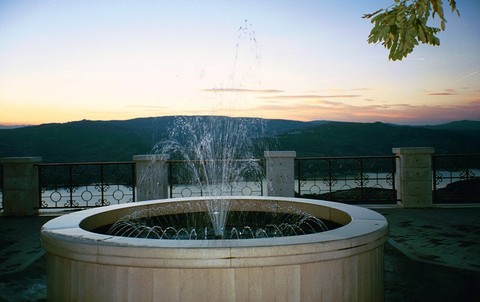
[
  {"x1": 38, "y1": 162, "x2": 135, "y2": 209},
  {"x1": 433, "y1": 154, "x2": 480, "y2": 204},
  {"x1": 168, "y1": 159, "x2": 264, "y2": 198},
  {"x1": 295, "y1": 156, "x2": 397, "y2": 204},
  {"x1": 0, "y1": 164, "x2": 3, "y2": 210}
]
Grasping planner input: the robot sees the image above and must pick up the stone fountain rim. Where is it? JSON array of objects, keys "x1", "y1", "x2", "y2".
[
  {"x1": 41, "y1": 196, "x2": 387, "y2": 249},
  {"x1": 41, "y1": 196, "x2": 388, "y2": 268}
]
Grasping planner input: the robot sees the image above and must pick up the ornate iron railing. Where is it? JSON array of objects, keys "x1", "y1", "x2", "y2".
[
  {"x1": 432, "y1": 154, "x2": 480, "y2": 203},
  {"x1": 168, "y1": 159, "x2": 264, "y2": 198},
  {"x1": 295, "y1": 156, "x2": 397, "y2": 204},
  {"x1": 38, "y1": 162, "x2": 135, "y2": 209},
  {"x1": 0, "y1": 164, "x2": 3, "y2": 210}
]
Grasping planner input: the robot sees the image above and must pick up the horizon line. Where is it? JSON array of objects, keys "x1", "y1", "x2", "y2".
[{"x1": 1, "y1": 115, "x2": 478, "y2": 128}]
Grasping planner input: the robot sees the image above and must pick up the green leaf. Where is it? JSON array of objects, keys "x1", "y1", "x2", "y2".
[
  {"x1": 364, "y1": 0, "x2": 459, "y2": 61},
  {"x1": 418, "y1": 25, "x2": 426, "y2": 43}
]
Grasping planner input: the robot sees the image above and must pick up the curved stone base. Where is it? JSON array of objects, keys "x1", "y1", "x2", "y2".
[{"x1": 41, "y1": 197, "x2": 388, "y2": 302}]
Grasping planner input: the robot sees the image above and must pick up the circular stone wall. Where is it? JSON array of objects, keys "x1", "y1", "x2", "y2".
[{"x1": 41, "y1": 196, "x2": 388, "y2": 302}]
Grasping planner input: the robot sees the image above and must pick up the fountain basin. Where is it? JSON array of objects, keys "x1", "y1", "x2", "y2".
[{"x1": 41, "y1": 196, "x2": 388, "y2": 301}]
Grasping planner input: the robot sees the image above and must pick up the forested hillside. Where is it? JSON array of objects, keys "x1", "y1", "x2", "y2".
[
  {"x1": 1, "y1": 117, "x2": 479, "y2": 162},
  {"x1": 275, "y1": 121, "x2": 480, "y2": 157}
]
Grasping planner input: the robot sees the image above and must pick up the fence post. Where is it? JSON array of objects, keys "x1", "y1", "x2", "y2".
[
  {"x1": 0, "y1": 157, "x2": 42, "y2": 216},
  {"x1": 393, "y1": 147, "x2": 434, "y2": 208},
  {"x1": 264, "y1": 151, "x2": 296, "y2": 197},
  {"x1": 133, "y1": 154, "x2": 170, "y2": 201}
]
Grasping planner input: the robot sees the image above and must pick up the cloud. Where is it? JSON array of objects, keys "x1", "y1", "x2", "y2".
[
  {"x1": 262, "y1": 94, "x2": 362, "y2": 100},
  {"x1": 202, "y1": 89, "x2": 366, "y2": 103},
  {"x1": 244, "y1": 99, "x2": 480, "y2": 125},
  {"x1": 202, "y1": 88, "x2": 284, "y2": 93},
  {"x1": 427, "y1": 92, "x2": 456, "y2": 96},
  {"x1": 427, "y1": 88, "x2": 458, "y2": 96}
]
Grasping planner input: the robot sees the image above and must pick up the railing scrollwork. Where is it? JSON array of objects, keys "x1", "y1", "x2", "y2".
[
  {"x1": 432, "y1": 154, "x2": 480, "y2": 204},
  {"x1": 38, "y1": 162, "x2": 135, "y2": 209},
  {"x1": 295, "y1": 156, "x2": 397, "y2": 204},
  {"x1": 168, "y1": 159, "x2": 264, "y2": 198}
]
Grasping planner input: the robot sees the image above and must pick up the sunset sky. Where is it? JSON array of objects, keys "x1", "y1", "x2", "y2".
[{"x1": 1, "y1": 0, "x2": 479, "y2": 126}]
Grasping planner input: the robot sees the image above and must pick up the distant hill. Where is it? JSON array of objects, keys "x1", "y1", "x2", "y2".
[
  {"x1": 0, "y1": 124, "x2": 31, "y2": 130},
  {"x1": 275, "y1": 121, "x2": 480, "y2": 157},
  {"x1": 0, "y1": 118, "x2": 156, "y2": 162},
  {"x1": 425, "y1": 120, "x2": 480, "y2": 133},
  {"x1": 0, "y1": 116, "x2": 479, "y2": 162},
  {"x1": 0, "y1": 116, "x2": 311, "y2": 162}
]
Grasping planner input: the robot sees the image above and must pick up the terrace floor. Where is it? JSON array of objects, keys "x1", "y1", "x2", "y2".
[{"x1": 1, "y1": 206, "x2": 480, "y2": 302}]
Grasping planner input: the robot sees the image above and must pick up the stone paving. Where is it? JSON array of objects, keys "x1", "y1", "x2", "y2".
[
  {"x1": 377, "y1": 207, "x2": 480, "y2": 302},
  {"x1": 378, "y1": 207, "x2": 480, "y2": 272},
  {"x1": 1, "y1": 207, "x2": 480, "y2": 301},
  {"x1": 0, "y1": 215, "x2": 52, "y2": 302}
]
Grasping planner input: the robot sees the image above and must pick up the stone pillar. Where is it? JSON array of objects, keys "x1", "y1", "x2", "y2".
[
  {"x1": 264, "y1": 151, "x2": 296, "y2": 197},
  {"x1": 393, "y1": 147, "x2": 435, "y2": 208},
  {"x1": 0, "y1": 157, "x2": 42, "y2": 216},
  {"x1": 133, "y1": 154, "x2": 170, "y2": 201}
]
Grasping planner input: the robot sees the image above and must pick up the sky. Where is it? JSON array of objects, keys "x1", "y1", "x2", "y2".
[{"x1": 1, "y1": 0, "x2": 479, "y2": 126}]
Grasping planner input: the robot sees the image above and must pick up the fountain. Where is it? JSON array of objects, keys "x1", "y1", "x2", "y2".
[
  {"x1": 42, "y1": 120, "x2": 388, "y2": 300},
  {"x1": 41, "y1": 196, "x2": 387, "y2": 301},
  {"x1": 41, "y1": 23, "x2": 387, "y2": 301},
  {"x1": 41, "y1": 118, "x2": 388, "y2": 302}
]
